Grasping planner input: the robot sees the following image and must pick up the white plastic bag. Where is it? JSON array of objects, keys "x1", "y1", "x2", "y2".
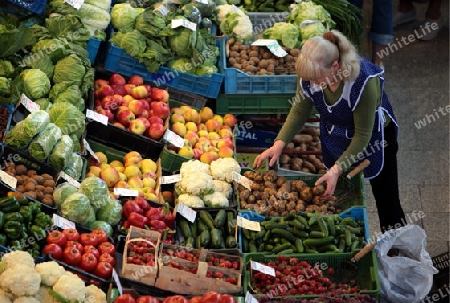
[{"x1": 375, "y1": 225, "x2": 439, "y2": 303}]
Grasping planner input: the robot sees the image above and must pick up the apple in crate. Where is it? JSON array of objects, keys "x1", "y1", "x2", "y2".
[
  {"x1": 172, "y1": 122, "x2": 187, "y2": 137},
  {"x1": 136, "y1": 117, "x2": 150, "y2": 131},
  {"x1": 95, "y1": 79, "x2": 108, "y2": 90},
  {"x1": 170, "y1": 113, "x2": 185, "y2": 124},
  {"x1": 128, "y1": 75, "x2": 144, "y2": 86},
  {"x1": 98, "y1": 85, "x2": 114, "y2": 99},
  {"x1": 124, "y1": 84, "x2": 135, "y2": 96},
  {"x1": 111, "y1": 84, "x2": 127, "y2": 96},
  {"x1": 129, "y1": 118, "x2": 147, "y2": 135},
  {"x1": 148, "y1": 116, "x2": 163, "y2": 126},
  {"x1": 205, "y1": 119, "x2": 221, "y2": 132},
  {"x1": 223, "y1": 114, "x2": 237, "y2": 127},
  {"x1": 131, "y1": 85, "x2": 148, "y2": 99},
  {"x1": 128, "y1": 99, "x2": 145, "y2": 116},
  {"x1": 100, "y1": 166, "x2": 120, "y2": 187},
  {"x1": 151, "y1": 101, "x2": 170, "y2": 119},
  {"x1": 102, "y1": 95, "x2": 122, "y2": 111},
  {"x1": 148, "y1": 123, "x2": 166, "y2": 140},
  {"x1": 151, "y1": 87, "x2": 169, "y2": 102},
  {"x1": 116, "y1": 109, "x2": 135, "y2": 127},
  {"x1": 109, "y1": 73, "x2": 126, "y2": 86},
  {"x1": 96, "y1": 108, "x2": 114, "y2": 123}
]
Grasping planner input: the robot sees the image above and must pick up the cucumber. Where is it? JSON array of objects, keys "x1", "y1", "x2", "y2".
[
  {"x1": 310, "y1": 231, "x2": 326, "y2": 238},
  {"x1": 191, "y1": 219, "x2": 198, "y2": 238},
  {"x1": 178, "y1": 218, "x2": 192, "y2": 238},
  {"x1": 326, "y1": 217, "x2": 336, "y2": 237},
  {"x1": 249, "y1": 241, "x2": 257, "y2": 253},
  {"x1": 242, "y1": 227, "x2": 251, "y2": 240},
  {"x1": 278, "y1": 248, "x2": 294, "y2": 255},
  {"x1": 303, "y1": 236, "x2": 335, "y2": 248},
  {"x1": 226, "y1": 235, "x2": 237, "y2": 248},
  {"x1": 255, "y1": 228, "x2": 265, "y2": 240},
  {"x1": 199, "y1": 211, "x2": 215, "y2": 230},
  {"x1": 271, "y1": 229, "x2": 297, "y2": 242},
  {"x1": 317, "y1": 218, "x2": 329, "y2": 237},
  {"x1": 198, "y1": 230, "x2": 211, "y2": 247},
  {"x1": 226, "y1": 211, "x2": 235, "y2": 236},
  {"x1": 211, "y1": 228, "x2": 222, "y2": 248},
  {"x1": 214, "y1": 209, "x2": 226, "y2": 229},
  {"x1": 185, "y1": 236, "x2": 195, "y2": 248},
  {"x1": 287, "y1": 227, "x2": 308, "y2": 239},
  {"x1": 272, "y1": 243, "x2": 292, "y2": 254},
  {"x1": 288, "y1": 219, "x2": 304, "y2": 230},
  {"x1": 242, "y1": 236, "x2": 249, "y2": 252},
  {"x1": 294, "y1": 238, "x2": 304, "y2": 253},
  {"x1": 197, "y1": 219, "x2": 208, "y2": 234},
  {"x1": 265, "y1": 223, "x2": 289, "y2": 230}
]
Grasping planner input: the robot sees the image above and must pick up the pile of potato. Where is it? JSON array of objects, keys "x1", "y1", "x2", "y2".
[
  {"x1": 225, "y1": 38, "x2": 299, "y2": 75},
  {"x1": 237, "y1": 170, "x2": 341, "y2": 216},
  {"x1": 279, "y1": 126, "x2": 326, "y2": 174},
  {"x1": 3, "y1": 162, "x2": 55, "y2": 206}
]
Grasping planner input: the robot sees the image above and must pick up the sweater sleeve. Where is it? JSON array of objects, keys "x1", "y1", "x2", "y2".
[
  {"x1": 275, "y1": 84, "x2": 313, "y2": 144},
  {"x1": 336, "y1": 77, "x2": 380, "y2": 168}
]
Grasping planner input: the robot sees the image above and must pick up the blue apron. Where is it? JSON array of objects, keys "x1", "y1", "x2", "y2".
[{"x1": 300, "y1": 58, "x2": 398, "y2": 179}]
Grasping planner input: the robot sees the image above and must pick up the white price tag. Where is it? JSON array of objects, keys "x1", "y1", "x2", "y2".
[
  {"x1": 245, "y1": 291, "x2": 259, "y2": 303},
  {"x1": 156, "y1": 5, "x2": 168, "y2": 16},
  {"x1": 231, "y1": 4, "x2": 243, "y2": 13},
  {"x1": 232, "y1": 171, "x2": 253, "y2": 190},
  {"x1": 0, "y1": 171, "x2": 17, "y2": 188},
  {"x1": 86, "y1": 109, "x2": 108, "y2": 126},
  {"x1": 176, "y1": 203, "x2": 196, "y2": 222},
  {"x1": 83, "y1": 139, "x2": 99, "y2": 161},
  {"x1": 171, "y1": 19, "x2": 197, "y2": 31},
  {"x1": 64, "y1": 0, "x2": 84, "y2": 9},
  {"x1": 251, "y1": 39, "x2": 287, "y2": 57},
  {"x1": 251, "y1": 261, "x2": 276, "y2": 276},
  {"x1": 160, "y1": 174, "x2": 181, "y2": 184},
  {"x1": 112, "y1": 269, "x2": 123, "y2": 295},
  {"x1": 163, "y1": 129, "x2": 184, "y2": 148},
  {"x1": 20, "y1": 94, "x2": 40, "y2": 112},
  {"x1": 52, "y1": 214, "x2": 76, "y2": 229},
  {"x1": 237, "y1": 216, "x2": 261, "y2": 231},
  {"x1": 196, "y1": 0, "x2": 209, "y2": 4},
  {"x1": 59, "y1": 172, "x2": 81, "y2": 188},
  {"x1": 114, "y1": 188, "x2": 139, "y2": 197}
]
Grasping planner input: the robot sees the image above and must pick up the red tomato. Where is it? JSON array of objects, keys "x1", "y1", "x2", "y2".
[
  {"x1": 136, "y1": 296, "x2": 160, "y2": 303},
  {"x1": 80, "y1": 252, "x2": 98, "y2": 272},
  {"x1": 202, "y1": 292, "x2": 221, "y2": 303},
  {"x1": 62, "y1": 228, "x2": 80, "y2": 242},
  {"x1": 98, "y1": 241, "x2": 115, "y2": 255},
  {"x1": 66, "y1": 241, "x2": 84, "y2": 254},
  {"x1": 95, "y1": 261, "x2": 113, "y2": 279},
  {"x1": 218, "y1": 294, "x2": 236, "y2": 303},
  {"x1": 188, "y1": 296, "x2": 203, "y2": 303},
  {"x1": 114, "y1": 294, "x2": 136, "y2": 303},
  {"x1": 63, "y1": 246, "x2": 82, "y2": 266},
  {"x1": 46, "y1": 230, "x2": 67, "y2": 247},
  {"x1": 80, "y1": 233, "x2": 99, "y2": 247},
  {"x1": 99, "y1": 252, "x2": 115, "y2": 267},
  {"x1": 162, "y1": 296, "x2": 189, "y2": 303},
  {"x1": 84, "y1": 245, "x2": 100, "y2": 259},
  {"x1": 91, "y1": 229, "x2": 108, "y2": 244},
  {"x1": 43, "y1": 243, "x2": 63, "y2": 260}
]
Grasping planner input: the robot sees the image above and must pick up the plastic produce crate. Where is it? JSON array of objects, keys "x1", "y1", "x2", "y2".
[
  {"x1": 216, "y1": 93, "x2": 295, "y2": 115},
  {"x1": 168, "y1": 88, "x2": 208, "y2": 110},
  {"x1": 7, "y1": 0, "x2": 47, "y2": 14},
  {"x1": 86, "y1": 37, "x2": 101, "y2": 64},
  {"x1": 0, "y1": 105, "x2": 14, "y2": 144},
  {"x1": 104, "y1": 42, "x2": 224, "y2": 99},
  {"x1": 248, "y1": 12, "x2": 289, "y2": 36},
  {"x1": 218, "y1": 37, "x2": 298, "y2": 95},
  {"x1": 159, "y1": 145, "x2": 189, "y2": 174},
  {"x1": 243, "y1": 251, "x2": 380, "y2": 301}
]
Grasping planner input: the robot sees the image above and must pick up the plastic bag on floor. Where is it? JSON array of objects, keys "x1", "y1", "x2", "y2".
[{"x1": 375, "y1": 225, "x2": 439, "y2": 303}]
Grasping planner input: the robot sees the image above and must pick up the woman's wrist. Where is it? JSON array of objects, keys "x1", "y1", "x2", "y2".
[
  {"x1": 273, "y1": 140, "x2": 286, "y2": 149},
  {"x1": 328, "y1": 163, "x2": 343, "y2": 176}
]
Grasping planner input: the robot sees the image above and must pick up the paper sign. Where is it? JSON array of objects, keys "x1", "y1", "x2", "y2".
[
  {"x1": 245, "y1": 291, "x2": 258, "y2": 303},
  {"x1": 251, "y1": 39, "x2": 287, "y2": 58},
  {"x1": 232, "y1": 171, "x2": 253, "y2": 190},
  {"x1": 20, "y1": 94, "x2": 40, "y2": 112},
  {"x1": 112, "y1": 269, "x2": 123, "y2": 295},
  {"x1": 114, "y1": 188, "x2": 139, "y2": 197},
  {"x1": 64, "y1": 0, "x2": 84, "y2": 9},
  {"x1": 237, "y1": 216, "x2": 261, "y2": 231},
  {"x1": 83, "y1": 139, "x2": 99, "y2": 161},
  {"x1": 163, "y1": 129, "x2": 184, "y2": 148},
  {"x1": 160, "y1": 174, "x2": 181, "y2": 184},
  {"x1": 176, "y1": 203, "x2": 196, "y2": 222},
  {"x1": 196, "y1": 0, "x2": 209, "y2": 4},
  {"x1": 251, "y1": 261, "x2": 276, "y2": 276},
  {"x1": 156, "y1": 5, "x2": 168, "y2": 16},
  {"x1": 171, "y1": 19, "x2": 197, "y2": 31},
  {"x1": 53, "y1": 214, "x2": 76, "y2": 229},
  {"x1": 86, "y1": 109, "x2": 108, "y2": 126},
  {"x1": 59, "y1": 172, "x2": 81, "y2": 188},
  {"x1": 0, "y1": 171, "x2": 17, "y2": 188}
]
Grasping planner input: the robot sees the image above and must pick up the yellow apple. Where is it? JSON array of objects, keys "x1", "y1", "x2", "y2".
[
  {"x1": 142, "y1": 177, "x2": 156, "y2": 189},
  {"x1": 141, "y1": 159, "x2": 157, "y2": 173},
  {"x1": 125, "y1": 156, "x2": 142, "y2": 168},
  {"x1": 144, "y1": 192, "x2": 159, "y2": 201},
  {"x1": 124, "y1": 165, "x2": 142, "y2": 179},
  {"x1": 114, "y1": 180, "x2": 129, "y2": 189},
  {"x1": 213, "y1": 114, "x2": 223, "y2": 126},
  {"x1": 178, "y1": 146, "x2": 194, "y2": 158},
  {"x1": 100, "y1": 163, "x2": 110, "y2": 170},
  {"x1": 199, "y1": 106, "x2": 214, "y2": 123},
  {"x1": 119, "y1": 172, "x2": 127, "y2": 181},
  {"x1": 89, "y1": 166, "x2": 102, "y2": 177},
  {"x1": 200, "y1": 152, "x2": 216, "y2": 164},
  {"x1": 115, "y1": 166, "x2": 125, "y2": 173},
  {"x1": 110, "y1": 160, "x2": 124, "y2": 168},
  {"x1": 208, "y1": 132, "x2": 220, "y2": 140},
  {"x1": 127, "y1": 177, "x2": 144, "y2": 188},
  {"x1": 185, "y1": 121, "x2": 198, "y2": 132},
  {"x1": 86, "y1": 172, "x2": 97, "y2": 178},
  {"x1": 198, "y1": 130, "x2": 209, "y2": 138},
  {"x1": 218, "y1": 146, "x2": 234, "y2": 158},
  {"x1": 94, "y1": 152, "x2": 108, "y2": 164},
  {"x1": 123, "y1": 151, "x2": 142, "y2": 163},
  {"x1": 99, "y1": 166, "x2": 120, "y2": 187}
]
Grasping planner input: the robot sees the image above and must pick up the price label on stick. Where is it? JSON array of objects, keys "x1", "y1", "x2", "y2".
[
  {"x1": 20, "y1": 94, "x2": 40, "y2": 112},
  {"x1": 53, "y1": 214, "x2": 76, "y2": 229},
  {"x1": 251, "y1": 261, "x2": 276, "y2": 276},
  {"x1": 171, "y1": 19, "x2": 197, "y2": 31},
  {"x1": 232, "y1": 171, "x2": 253, "y2": 190},
  {"x1": 86, "y1": 109, "x2": 108, "y2": 126},
  {"x1": 245, "y1": 291, "x2": 258, "y2": 303},
  {"x1": 163, "y1": 129, "x2": 184, "y2": 148},
  {"x1": 112, "y1": 269, "x2": 123, "y2": 295},
  {"x1": 176, "y1": 203, "x2": 196, "y2": 222},
  {"x1": 237, "y1": 216, "x2": 261, "y2": 231},
  {"x1": 64, "y1": 0, "x2": 84, "y2": 9},
  {"x1": 83, "y1": 139, "x2": 99, "y2": 161},
  {"x1": 114, "y1": 188, "x2": 139, "y2": 197},
  {"x1": 59, "y1": 172, "x2": 81, "y2": 188},
  {"x1": 0, "y1": 171, "x2": 17, "y2": 188},
  {"x1": 160, "y1": 174, "x2": 181, "y2": 184},
  {"x1": 156, "y1": 5, "x2": 168, "y2": 16},
  {"x1": 251, "y1": 39, "x2": 288, "y2": 58}
]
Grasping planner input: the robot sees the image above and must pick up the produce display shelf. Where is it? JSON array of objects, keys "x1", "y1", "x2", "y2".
[
  {"x1": 216, "y1": 93, "x2": 295, "y2": 115},
  {"x1": 243, "y1": 251, "x2": 380, "y2": 301},
  {"x1": 168, "y1": 88, "x2": 208, "y2": 110},
  {"x1": 218, "y1": 37, "x2": 298, "y2": 95},
  {"x1": 104, "y1": 42, "x2": 224, "y2": 99},
  {"x1": 0, "y1": 105, "x2": 14, "y2": 145},
  {"x1": 7, "y1": 0, "x2": 47, "y2": 14},
  {"x1": 86, "y1": 37, "x2": 101, "y2": 65}
]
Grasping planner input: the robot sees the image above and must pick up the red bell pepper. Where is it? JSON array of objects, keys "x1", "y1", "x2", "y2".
[
  {"x1": 149, "y1": 220, "x2": 167, "y2": 233},
  {"x1": 162, "y1": 206, "x2": 175, "y2": 228},
  {"x1": 146, "y1": 207, "x2": 164, "y2": 221},
  {"x1": 134, "y1": 196, "x2": 150, "y2": 212},
  {"x1": 128, "y1": 212, "x2": 148, "y2": 229},
  {"x1": 123, "y1": 200, "x2": 143, "y2": 218}
]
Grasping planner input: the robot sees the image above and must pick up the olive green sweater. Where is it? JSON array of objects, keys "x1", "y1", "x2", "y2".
[{"x1": 276, "y1": 77, "x2": 391, "y2": 168}]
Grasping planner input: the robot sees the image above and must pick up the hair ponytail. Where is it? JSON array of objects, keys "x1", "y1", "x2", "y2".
[{"x1": 325, "y1": 30, "x2": 360, "y2": 81}]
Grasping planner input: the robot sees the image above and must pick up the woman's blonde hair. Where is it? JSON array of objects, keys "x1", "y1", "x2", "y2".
[{"x1": 295, "y1": 30, "x2": 360, "y2": 82}]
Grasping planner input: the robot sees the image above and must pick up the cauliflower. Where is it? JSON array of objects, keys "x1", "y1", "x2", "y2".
[
  {"x1": 85, "y1": 285, "x2": 107, "y2": 303},
  {"x1": 0, "y1": 289, "x2": 12, "y2": 303},
  {"x1": 203, "y1": 191, "x2": 229, "y2": 207},
  {"x1": 213, "y1": 180, "x2": 233, "y2": 198},
  {"x1": 216, "y1": 4, "x2": 245, "y2": 23},
  {"x1": 220, "y1": 12, "x2": 254, "y2": 42},
  {"x1": 34, "y1": 286, "x2": 59, "y2": 303},
  {"x1": 0, "y1": 264, "x2": 41, "y2": 297},
  {"x1": 0, "y1": 251, "x2": 35, "y2": 271},
  {"x1": 34, "y1": 261, "x2": 65, "y2": 287},
  {"x1": 177, "y1": 194, "x2": 205, "y2": 208},
  {"x1": 52, "y1": 272, "x2": 86, "y2": 302},
  {"x1": 180, "y1": 160, "x2": 210, "y2": 177},
  {"x1": 176, "y1": 173, "x2": 214, "y2": 196},
  {"x1": 13, "y1": 298, "x2": 39, "y2": 303},
  {"x1": 210, "y1": 158, "x2": 241, "y2": 182}
]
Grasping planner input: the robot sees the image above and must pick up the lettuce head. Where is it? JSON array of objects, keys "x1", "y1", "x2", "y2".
[
  {"x1": 262, "y1": 22, "x2": 300, "y2": 49},
  {"x1": 111, "y1": 3, "x2": 141, "y2": 32},
  {"x1": 60, "y1": 192, "x2": 92, "y2": 225},
  {"x1": 53, "y1": 54, "x2": 86, "y2": 85},
  {"x1": 21, "y1": 69, "x2": 51, "y2": 99}
]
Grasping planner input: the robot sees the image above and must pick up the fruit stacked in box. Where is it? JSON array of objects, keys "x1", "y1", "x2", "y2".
[{"x1": 112, "y1": 291, "x2": 240, "y2": 303}]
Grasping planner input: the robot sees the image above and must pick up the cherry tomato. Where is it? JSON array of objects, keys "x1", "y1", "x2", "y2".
[
  {"x1": 91, "y1": 229, "x2": 108, "y2": 244},
  {"x1": 80, "y1": 233, "x2": 99, "y2": 247},
  {"x1": 188, "y1": 296, "x2": 203, "y2": 303},
  {"x1": 66, "y1": 241, "x2": 84, "y2": 254},
  {"x1": 202, "y1": 292, "x2": 221, "y2": 303},
  {"x1": 63, "y1": 246, "x2": 82, "y2": 266},
  {"x1": 98, "y1": 241, "x2": 115, "y2": 255},
  {"x1": 162, "y1": 296, "x2": 189, "y2": 303},
  {"x1": 62, "y1": 228, "x2": 80, "y2": 242},
  {"x1": 80, "y1": 252, "x2": 98, "y2": 272},
  {"x1": 218, "y1": 294, "x2": 236, "y2": 303},
  {"x1": 95, "y1": 261, "x2": 113, "y2": 279},
  {"x1": 46, "y1": 230, "x2": 67, "y2": 247},
  {"x1": 137, "y1": 296, "x2": 160, "y2": 303},
  {"x1": 43, "y1": 243, "x2": 63, "y2": 260},
  {"x1": 114, "y1": 294, "x2": 135, "y2": 303},
  {"x1": 99, "y1": 252, "x2": 115, "y2": 267},
  {"x1": 84, "y1": 245, "x2": 100, "y2": 259}
]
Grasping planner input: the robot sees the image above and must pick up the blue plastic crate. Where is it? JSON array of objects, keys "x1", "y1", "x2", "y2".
[
  {"x1": 86, "y1": 37, "x2": 101, "y2": 64},
  {"x1": 7, "y1": 0, "x2": 47, "y2": 14},
  {"x1": 218, "y1": 37, "x2": 298, "y2": 94},
  {"x1": 0, "y1": 105, "x2": 14, "y2": 144},
  {"x1": 104, "y1": 42, "x2": 224, "y2": 98}
]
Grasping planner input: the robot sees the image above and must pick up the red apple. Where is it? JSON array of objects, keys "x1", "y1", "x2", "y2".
[
  {"x1": 97, "y1": 108, "x2": 114, "y2": 123},
  {"x1": 151, "y1": 88, "x2": 169, "y2": 102},
  {"x1": 116, "y1": 109, "x2": 135, "y2": 127},
  {"x1": 124, "y1": 84, "x2": 136, "y2": 96},
  {"x1": 94, "y1": 79, "x2": 108, "y2": 90},
  {"x1": 140, "y1": 109, "x2": 150, "y2": 118},
  {"x1": 101, "y1": 95, "x2": 123, "y2": 111},
  {"x1": 94, "y1": 99, "x2": 102, "y2": 108},
  {"x1": 98, "y1": 85, "x2": 114, "y2": 99},
  {"x1": 128, "y1": 99, "x2": 145, "y2": 116},
  {"x1": 205, "y1": 119, "x2": 221, "y2": 133},
  {"x1": 192, "y1": 147, "x2": 203, "y2": 160},
  {"x1": 111, "y1": 84, "x2": 127, "y2": 96},
  {"x1": 148, "y1": 115, "x2": 163, "y2": 126},
  {"x1": 143, "y1": 84, "x2": 152, "y2": 96},
  {"x1": 128, "y1": 75, "x2": 144, "y2": 86},
  {"x1": 148, "y1": 123, "x2": 166, "y2": 140},
  {"x1": 136, "y1": 117, "x2": 150, "y2": 130},
  {"x1": 223, "y1": 113, "x2": 237, "y2": 127},
  {"x1": 151, "y1": 101, "x2": 170, "y2": 119},
  {"x1": 142, "y1": 101, "x2": 150, "y2": 111},
  {"x1": 109, "y1": 73, "x2": 126, "y2": 86},
  {"x1": 131, "y1": 85, "x2": 148, "y2": 99},
  {"x1": 129, "y1": 118, "x2": 146, "y2": 135}
]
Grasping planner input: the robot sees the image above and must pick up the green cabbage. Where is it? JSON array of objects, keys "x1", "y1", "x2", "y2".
[
  {"x1": 31, "y1": 39, "x2": 68, "y2": 63},
  {"x1": 29, "y1": 54, "x2": 54, "y2": 79},
  {"x1": 60, "y1": 192, "x2": 92, "y2": 225},
  {"x1": 5, "y1": 110, "x2": 50, "y2": 148},
  {"x1": 111, "y1": 30, "x2": 147, "y2": 58},
  {"x1": 134, "y1": 9, "x2": 172, "y2": 38},
  {"x1": 49, "y1": 81, "x2": 85, "y2": 112},
  {"x1": 96, "y1": 197, "x2": 122, "y2": 226},
  {"x1": 21, "y1": 69, "x2": 51, "y2": 99},
  {"x1": 70, "y1": 134, "x2": 81, "y2": 153},
  {"x1": 45, "y1": 15, "x2": 91, "y2": 45},
  {"x1": 79, "y1": 177, "x2": 109, "y2": 211},
  {"x1": 77, "y1": 4, "x2": 111, "y2": 36},
  {"x1": 34, "y1": 98, "x2": 51, "y2": 111},
  {"x1": 189, "y1": 0, "x2": 216, "y2": 17},
  {"x1": 182, "y1": 4, "x2": 202, "y2": 25},
  {"x1": 49, "y1": 135, "x2": 74, "y2": 170},
  {"x1": 84, "y1": 205, "x2": 96, "y2": 226},
  {"x1": 262, "y1": 22, "x2": 300, "y2": 49},
  {"x1": 53, "y1": 54, "x2": 86, "y2": 85},
  {"x1": 287, "y1": 1, "x2": 335, "y2": 29},
  {"x1": 195, "y1": 64, "x2": 218, "y2": 76},
  {"x1": 53, "y1": 182, "x2": 78, "y2": 206},
  {"x1": 169, "y1": 26, "x2": 197, "y2": 57},
  {"x1": 168, "y1": 58, "x2": 196, "y2": 73},
  {"x1": 111, "y1": 4, "x2": 141, "y2": 32},
  {"x1": 0, "y1": 60, "x2": 14, "y2": 77},
  {"x1": 299, "y1": 21, "x2": 328, "y2": 44},
  {"x1": 0, "y1": 77, "x2": 11, "y2": 97},
  {"x1": 28, "y1": 123, "x2": 62, "y2": 161},
  {"x1": 64, "y1": 153, "x2": 84, "y2": 180},
  {"x1": 48, "y1": 101, "x2": 85, "y2": 136},
  {"x1": 84, "y1": 0, "x2": 112, "y2": 12},
  {"x1": 89, "y1": 221, "x2": 113, "y2": 236}
]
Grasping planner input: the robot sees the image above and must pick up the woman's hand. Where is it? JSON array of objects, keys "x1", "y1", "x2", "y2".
[
  {"x1": 253, "y1": 140, "x2": 286, "y2": 169},
  {"x1": 315, "y1": 164, "x2": 343, "y2": 198}
]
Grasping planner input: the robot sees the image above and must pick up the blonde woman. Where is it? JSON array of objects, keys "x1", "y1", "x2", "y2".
[{"x1": 254, "y1": 30, "x2": 406, "y2": 233}]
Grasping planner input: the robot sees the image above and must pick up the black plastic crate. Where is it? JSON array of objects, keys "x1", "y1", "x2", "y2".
[{"x1": 433, "y1": 252, "x2": 450, "y2": 271}]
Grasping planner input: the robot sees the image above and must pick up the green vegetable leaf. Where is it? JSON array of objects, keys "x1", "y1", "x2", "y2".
[{"x1": 0, "y1": 27, "x2": 36, "y2": 58}]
